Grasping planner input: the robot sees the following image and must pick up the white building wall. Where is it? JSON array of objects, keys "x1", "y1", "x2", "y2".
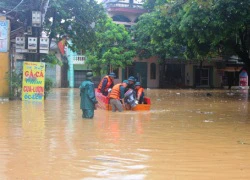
[
  {"x1": 146, "y1": 58, "x2": 159, "y2": 88},
  {"x1": 185, "y1": 61, "x2": 225, "y2": 88},
  {"x1": 134, "y1": 57, "x2": 159, "y2": 88},
  {"x1": 185, "y1": 64, "x2": 193, "y2": 87}
]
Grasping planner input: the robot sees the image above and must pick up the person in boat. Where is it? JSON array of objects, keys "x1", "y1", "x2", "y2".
[
  {"x1": 97, "y1": 72, "x2": 116, "y2": 96},
  {"x1": 123, "y1": 76, "x2": 137, "y2": 109},
  {"x1": 79, "y1": 72, "x2": 98, "y2": 119},
  {"x1": 109, "y1": 80, "x2": 128, "y2": 112},
  {"x1": 134, "y1": 82, "x2": 145, "y2": 104},
  {"x1": 127, "y1": 76, "x2": 136, "y2": 90}
]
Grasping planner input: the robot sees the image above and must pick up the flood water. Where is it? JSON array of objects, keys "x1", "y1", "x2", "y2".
[{"x1": 0, "y1": 88, "x2": 250, "y2": 180}]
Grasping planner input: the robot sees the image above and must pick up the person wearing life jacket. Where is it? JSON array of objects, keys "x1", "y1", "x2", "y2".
[
  {"x1": 135, "y1": 82, "x2": 145, "y2": 104},
  {"x1": 127, "y1": 76, "x2": 136, "y2": 90},
  {"x1": 98, "y1": 72, "x2": 116, "y2": 96},
  {"x1": 109, "y1": 80, "x2": 128, "y2": 112}
]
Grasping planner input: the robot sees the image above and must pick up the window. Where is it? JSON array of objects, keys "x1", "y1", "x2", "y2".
[
  {"x1": 195, "y1": 68, "x2": 209, "y2": 87},
  {"x1": 150, "y1": 63, "x2": 156, "y2": 79}
]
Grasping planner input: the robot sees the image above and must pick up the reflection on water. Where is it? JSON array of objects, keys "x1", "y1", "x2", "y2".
[{"x1": 0, "y1": 88, "x2": 250, "y2": 179}]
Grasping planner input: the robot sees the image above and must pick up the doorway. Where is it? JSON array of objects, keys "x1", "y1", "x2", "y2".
[{"x1": 194, "y1": 66, "x2": 213, "y2": 87}]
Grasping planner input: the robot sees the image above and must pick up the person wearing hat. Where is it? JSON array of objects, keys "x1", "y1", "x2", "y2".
[
  {"x1": 79, "y1": 72, "x2": 98, "y2": 119},
  {"x1": 109, "y1": 80, "x2": 128, "y2": 112},
  {"x1": 97, "y1": 72, "x2": 116, "y2": 96},
  {"x1": 127, "y1": 76, "x2": 136, "y2": 90},
  {"x1": 135, "y1": 82, "x2": 144, "y2": 104}
]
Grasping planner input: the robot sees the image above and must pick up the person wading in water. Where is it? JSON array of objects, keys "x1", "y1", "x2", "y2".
[{"x1": 79, "y1": 72, "x2": 98, "y2": 119}]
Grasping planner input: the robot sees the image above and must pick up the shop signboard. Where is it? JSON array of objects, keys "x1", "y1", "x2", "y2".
[
  {"x1": 22, "y1": 61, "x2": 45, "y2": 101},
  {"x1": 0, "y1": 20, "x2": 9, "y2": 52}
]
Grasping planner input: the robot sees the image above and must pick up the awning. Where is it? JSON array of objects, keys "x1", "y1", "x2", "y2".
[{"x1": 223, "y1": 66, "x2": 242, "y2": 72}]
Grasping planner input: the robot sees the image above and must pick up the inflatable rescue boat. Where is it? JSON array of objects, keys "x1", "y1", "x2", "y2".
[{"x1": 95, "y1": 89, "x2": 151, "y2": 111}]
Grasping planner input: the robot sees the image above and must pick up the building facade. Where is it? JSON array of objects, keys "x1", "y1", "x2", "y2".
[
  {"x1": 101, "y1": 0, "x2": 159, "y2": 88},
  {"x1": 63, "y1": 41, "x2": 93, "y2": 88},
  {"x1": 0, "y1": 16, "x2": 10, "y2": 98},
  {"x1": 103, "y1": 0, "x2": 247, "y2": 89},
  {"x1": 62, "y1": 1, "x2": 247, "y2": 89}
]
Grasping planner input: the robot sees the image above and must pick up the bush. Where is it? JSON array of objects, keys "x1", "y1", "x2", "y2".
[
  {"x1": 6, "y1": 71, "x2": 54, "y2": 100},
  {"x1": 6, "y1": 70, "x2": 22, "y2": 99},
  {"x1": 44, "y1": 78, "x2": 54, "y2": 99}
]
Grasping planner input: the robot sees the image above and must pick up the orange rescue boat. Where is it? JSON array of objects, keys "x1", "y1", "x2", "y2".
[{"x1": 95, "y1": 89, "x2": 151, "y2": 111}]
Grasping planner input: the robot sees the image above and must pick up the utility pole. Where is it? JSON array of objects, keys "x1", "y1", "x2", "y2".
[{"x1": 17, "y1": 0, "x2": 50, "y2": 62}]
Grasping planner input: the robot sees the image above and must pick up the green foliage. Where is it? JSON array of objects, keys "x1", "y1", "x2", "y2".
[
  {"x1": 0, "y1": 0, "x2": 42, "y2": 30},
  {"x1": 42, "y1": 53, "x2": 63, "y2": 66},
  {"x1": 44, "y1": 78, "x2": 53, "y2": 99},
  {"x1": 0, "y1": 0, "x2": 106, "y2": 53},
  {"x1": 5, "y1": 70, "x2": 54, "y2": 100},
  {"x1": 135, "y1": 0, "x2": 250, "y2": 67},
  {"x1": 44, "y1": 0, "x2": 106, "y2": 51},
  {"x1": 85, "y1": 18, "x2": 136, "y2": 75},
  {"x1": 5, "y1": 70, "x2": 22, "y2": 99}
]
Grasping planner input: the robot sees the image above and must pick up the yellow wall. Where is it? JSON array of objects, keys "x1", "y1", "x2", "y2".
[
  {"x1": 0, "y1": 17, "x2": 10, "y2": 97},
  {"x1": 0, "y1": 53, "x2": 9, "y2": 97},
  {"x1": 0, "y1": 16, "x2": 6, "y2": 20}
]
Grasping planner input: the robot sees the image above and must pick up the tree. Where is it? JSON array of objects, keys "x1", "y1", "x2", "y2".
[
  {"x1": 0, "y1": 0, "x2": 106, "y2": 52},
  {"x1": 134, "y1": 7, "x2": 183, "y2": 62},
  {"x1": 1, "y1": 0, "x2": 136, "y2": 75},
  {"x1": 0, "y1": 0, "x2": 42, "y2": 30},
  {"x1": 135, "y1": 0, "x2": 250, "y2": 70},
  {"x1": 85, "y1": 17, "x2": 136, "y2": 75},
  {"x1": 44, "y1": 0, "x2": 106, "y2": 51},
  {"x1": 210, "y1": 0, "x2": 250, "y2": 69}
]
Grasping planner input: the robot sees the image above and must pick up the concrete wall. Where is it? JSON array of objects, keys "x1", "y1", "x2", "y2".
[
  {"x1": 0, "y1": 53, "x2": 9, "y2": 97},
  {"x1": 112, "y1": 57, "x2": 160, "y2": 88},
  {"x1": 146, "y1": 57, "x2": 159, "y2": 88},
  {"x1": 185, "y1": 64, "x2": 194, "y2": 87},
  {"x1": 113, "y1": 68, "x2": 123, "y2": 84},
  {"x1": 185, "y1": 61, "x2": 225, "y2": 88},
  {"x1": 0, "y1": 17, "x2": 10, "y2": 97},
  {"x1": 45, "y1": 64, "x2": 58, "y2": 87},
  {"x1": 46, "y1": 51, "x2": 61, "y2": 88},
  {"x1": 213, "y1": 65, "x2": 223, "y2": 88}
]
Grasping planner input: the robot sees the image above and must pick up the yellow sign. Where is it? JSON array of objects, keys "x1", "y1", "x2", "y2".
[{"x1": 22, "y1": 61, "x2": 45, "y2": 101}]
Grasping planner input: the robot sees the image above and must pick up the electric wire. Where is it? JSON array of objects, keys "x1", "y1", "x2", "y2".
[{"x1": 0, "y1": 0, "x2": 25, "y2": 15}]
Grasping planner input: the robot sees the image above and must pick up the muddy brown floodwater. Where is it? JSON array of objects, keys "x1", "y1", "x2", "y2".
[{"x1": 0, "y1": 88, "x2": 250, "y2": 180}]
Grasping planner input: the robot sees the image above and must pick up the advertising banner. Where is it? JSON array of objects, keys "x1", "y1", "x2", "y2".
[
  {"x1": 0, "y1": 20, "x2": 9, "y2": 52},
  {"x1": 22, "y1": 61, "x2": 45, "y2": 101}
]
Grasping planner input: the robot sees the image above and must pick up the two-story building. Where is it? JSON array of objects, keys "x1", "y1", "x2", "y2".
[
  {"x1": 102, "y1": 0, "x2": 247, "y2": 89},
  {"x1": 101, "y1": 0, "x2": 159, "y2": 88},
  {"x1": 62, "y1": 0, "x2": 246, "y2": 89}
]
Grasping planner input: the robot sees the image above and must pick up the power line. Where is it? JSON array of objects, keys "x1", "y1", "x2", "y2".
[
  {"x1": 41, "y1": 0, "x2": 50, "y2": 24},
  {"x1": 1, "y1": 0, "x2": 25, "y2": 15}
]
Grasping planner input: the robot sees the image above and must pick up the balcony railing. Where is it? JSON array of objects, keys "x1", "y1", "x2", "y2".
[
  {"x1": 73, "y1": 55, "x2": 85, "y2": 64},
  {"x1": 106, "y1": 2, "x2": 144, "y2": 9}
]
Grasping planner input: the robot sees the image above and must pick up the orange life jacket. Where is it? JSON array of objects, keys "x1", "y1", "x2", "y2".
[
  {"x1": 109, "y1": 83, "x2": 122, "y2": 99},
  {"x1": 98, "y1": 76, "x2": 113, "y2": 92},
  {"x1": 136, "y1": 87, "x2": 144, "y2": 98}
]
